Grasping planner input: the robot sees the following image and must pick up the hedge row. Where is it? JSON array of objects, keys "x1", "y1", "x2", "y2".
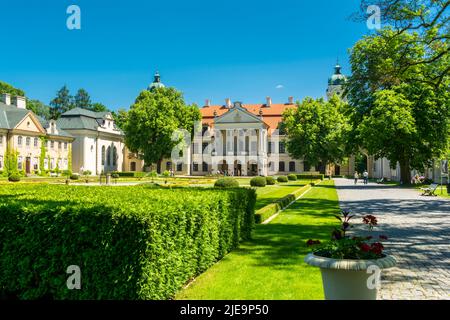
[
  {"x1": 0, "y1": 184, "x2": 256, "y2": 299},
  {"x1": 254, "y1": 184, "x2": 313, "y2": 223},
  {"x1": 296, "y1": 174, "x2": 324, "y2": 181},
  {"x1": 113, "y1": 171, "x2": 146, "y2": 178}
]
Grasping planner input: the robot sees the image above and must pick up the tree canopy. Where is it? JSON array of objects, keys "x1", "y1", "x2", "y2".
[
  {"x1": 123, "y1": 87, "x2": 201, "y2": 171},
  {"x1": 0, "y1": 81, "x2": 25, "y2": 96},
  {"x1": 283, "y1": 95, "x2": 350, "y2": 169},
  {"x1": 346, "y1": 25, "x2": 449, "y2": 182}
]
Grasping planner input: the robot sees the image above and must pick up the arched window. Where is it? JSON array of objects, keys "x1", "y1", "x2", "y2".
[
  {"x1": 130, "y1": 162, "x2": 136, "y2": 171},
  {"x1": 26, "y1": 137, "x2": 30, "y2": 146},
  {"x1": 101, "y1": 146, "x2": 106, "y2": 165},
  {"x1": 113, "y1": 146, "x2": 117, "y2": 166},
  {"x1": 18, "y1": 136, "x2": 23, "y2": 146},
  {"x1": 106, "y1": 146, "x2": 111, "y2": 166}
]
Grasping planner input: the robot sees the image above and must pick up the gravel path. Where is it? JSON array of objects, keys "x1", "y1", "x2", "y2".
[{"x1": 334, "y1": 178, "x2": 450, "y2": 300}]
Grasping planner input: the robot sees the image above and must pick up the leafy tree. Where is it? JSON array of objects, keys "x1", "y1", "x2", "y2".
[
  {"x1": 0, "y1": 81, "x2": 25, "y2": 96},
  {"x1": 50, "y1": 85, "x2": 73, "y2": 119},
  {"x1": 353, "y1": 0, "x2": 449, "y2": 87},
  {"x1": 346, "y1": 27, "x2": 449, "y2": 183},
  {"x1": 27, "y1": 99, "x2": 51, "y2": 120},
  {"x1": 91, "y1": 102, "x2": 108, "y2": 112},
  {"x1": 74, "y1": 89, "x2": 91, "y2": 110},
  {"x1": 283, "y1": 95, "x2": 350, "y2": 170},
  {"x1": 111, "y1": 108, "x2": 128, "y2": 129},
  {"x1": 358, "y1": 90, "x2": 416, "y2": 182},
  {"x1": 123, "y1": 87, "x2": 201, "y2": 172}
]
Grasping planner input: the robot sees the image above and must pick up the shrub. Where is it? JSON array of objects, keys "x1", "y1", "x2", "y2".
[
  {"x1": 277, "y1": 176, "x2": 288, "y2": 183},
  {"x1": 8, "y1": 174, "x2": 21, "y2": 182},
  {"x1": 288, "y1": 174, "x2": 297, "y2": 181},
  {"x1": 296, "y1": 174, "x2": 324, "y2": 181},
  {"x1": 70, "y1": 174, "x2": 80, "y2": 180},
  {"x1": 62, "y1": 170, "x2": 73, "y2": 177},
  {"x1": 0, "y1": 185, "x2": 256, "y2": 299},
  {"x1": 250, "y1": 176, "x2": 267, "y2": 187},
  {"x1": 214, "y1": 177, "x2": 239, "y2": 188},
  {"x1": 111, "y1": 173, "x2": 120, "y2": 179},
  {"x1": 265, "y1": 176, "x2": 276, "y2": 185},
  {"x1": 82, "y1": 170, "x2": 92, "y2": 176}
]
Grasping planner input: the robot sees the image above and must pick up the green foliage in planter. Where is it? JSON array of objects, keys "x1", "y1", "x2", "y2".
[
  {"x1": 277, "y1": 176, "x2": 288, "y2": 183},
  {"x1": 7, "y1": 174, "x2": 21, "y2": 182},
  {"x1": 287, "y1": 174, "x2": 297, "y2": 181},
  {"x1": 214, "y1": 177, "x2": 239, "y2": 188},
  {"x1": 265, "y1": 176, "x2": 276, "y2": 185},
  {"x1": 250, "y1": 176, "x2": 267, "y2": 187},
  {"x1": 70, "y1": 174, "x2": 79, "y2": 180},
  {"x1": 0, "y1": 185, "x2": 256, "y2": 299}
]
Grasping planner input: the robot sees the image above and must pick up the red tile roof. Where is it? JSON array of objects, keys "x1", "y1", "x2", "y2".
[{"x1": 200, "y1": 103, "x2": 296, "y2": 131}]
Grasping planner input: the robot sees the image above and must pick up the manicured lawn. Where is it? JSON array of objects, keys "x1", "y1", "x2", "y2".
[
  {"x1": 176, "y1": 180, "x2": 339, "y2": 300},
  {"x1": 254, "y1": 180, "x2": 309, "y2": 210}
]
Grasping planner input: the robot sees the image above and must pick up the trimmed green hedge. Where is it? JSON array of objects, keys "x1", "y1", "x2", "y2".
[
  {"x1": 287, "y1": 174, "x2": 297, "y2": 181},
  {"x1": 250, "y1": 176, "x2": 267, "y2": 187},
  {"x1": 0, "y1": 185, "x2": 256, "y2": 299},
  {"x1": 265, "y1": 176, "x2": 276, "y2": 185},
  {"x1": 7, "y1": 174, "x2": 21, "y2": 182},
  {"x1": 277, "y1": 176, "x2": 288, "y2": 183},
  {"x1": 214, "y1": 178, "x2": 239, "y2": 188},
  {"x1": 255, "y1": 184, "x2": 311, "y2": 223},
  {"x1": 296, "y1": 174, "x2": 324, "y2": 181},
  {"x1": 113, "y1": 171, "x2": 146, "y2": 178}
]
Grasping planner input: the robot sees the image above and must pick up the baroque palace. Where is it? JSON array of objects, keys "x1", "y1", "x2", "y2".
[{"x1": 1, "y1": 65, "x2": 446, "y2": 182}]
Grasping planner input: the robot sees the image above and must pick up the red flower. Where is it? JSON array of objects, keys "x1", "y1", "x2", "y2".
[
  {"x1": 370, "y1": 242, "x2": 384, "y2": 255},
  {"x1": 359, "y1": 243, "x2": 371, "y2": 252},
  {"x1": 379, "y1": 235, "x2": 388, "y2": 240},
  {"x1": 363, "y1": 215, "x2": 378, "y2": 226}
]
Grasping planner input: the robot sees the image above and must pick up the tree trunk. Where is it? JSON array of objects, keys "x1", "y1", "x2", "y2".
[
  {"x1": 157, "y1": 159, "x2": 162, "y2": 174},
  {"x1": 399, "y1": 159, "x2": 411, "y2": 184}
]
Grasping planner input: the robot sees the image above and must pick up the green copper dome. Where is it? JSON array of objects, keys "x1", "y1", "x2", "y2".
[
  {"x1": 148, "y1": 71, "x2": 165, "y2": 91},
  {"x1": 328, "y1": 64, "x2": 347, "y2": 85}
]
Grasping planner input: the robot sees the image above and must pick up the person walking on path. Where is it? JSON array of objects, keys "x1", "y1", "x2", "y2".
[
  {"x1": 363, "y1": 170, "x2": 369, "y2": 185},
  {"x1": 354, "y1": 171, "x2": 359, "y2": 184}
]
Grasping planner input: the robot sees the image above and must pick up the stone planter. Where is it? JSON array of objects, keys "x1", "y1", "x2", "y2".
[{"x1": 305, "y1": 253, "x2": 396, "y2": 300}]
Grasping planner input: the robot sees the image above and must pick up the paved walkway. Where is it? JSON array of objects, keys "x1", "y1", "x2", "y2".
[{"x1": 334, "y1": 178, "x2": 450, "y2": 300}]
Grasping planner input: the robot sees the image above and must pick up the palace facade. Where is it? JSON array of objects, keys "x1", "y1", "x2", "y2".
[{"x1": 0, "y1": 93, "x2": 73, "y2": 174}]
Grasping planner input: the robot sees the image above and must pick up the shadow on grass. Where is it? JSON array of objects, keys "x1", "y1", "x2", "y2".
[{"x1": 230, "y1": 195, "x2": 341, "y2": 270}]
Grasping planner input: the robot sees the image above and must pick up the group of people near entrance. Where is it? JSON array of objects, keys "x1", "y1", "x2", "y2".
[{"x1": 354, "y1": 170, "x2": 369, "y2": 185}]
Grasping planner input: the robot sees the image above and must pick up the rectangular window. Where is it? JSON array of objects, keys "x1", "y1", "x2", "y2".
[
  {"x1": 26, "y1": 137, "x2": 30, "y2": 146},
  {"x1": 34, "y1": 137, "x2": 38, "y2": 147},
  {"x1": 176, "y1": 163, "x2": 183, "y2": 171},
  {"x1": 58, "y1": 142, "x2": 62, "y2": 149},
  {"x1": 279, "y1": 142, "x2": 286, "y2": 154},
  {"x1": 44, "y1": 158, "x2": 48, "y2": 170},
  {"x1": 18, "y1": 156, "x2": 23, "y2": 170},
  {"x1": 279, "y1": 161, "x2": 285, "y2": 172},
  {"x1": 193, "y1": 163, "x2": 199, "y2": 172},
  {"x1": 34, "y1": 157, "x2": 39, "y2": 170},
  {"x1": 64, "y1": 142, "x2": 68, "y2": 150},
  {"x1": 289, "y1": 161, "x2": 296, "y2": 172},
  {"x1": 0, "y1": 135, "x2": 3, "y2": 145},
  {"x1": 202, "y1": 162, "x2": 208, "y2": 172},
  {"x1": 18, "y1": 136, "x2": 22, "y2": 146},
  {"x1": 50, "y1": 141, "x2": 54, "y2": 149}
]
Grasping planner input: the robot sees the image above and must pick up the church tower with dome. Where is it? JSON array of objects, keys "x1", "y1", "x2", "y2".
[
  {"x1": 148, "y1": 71, "x2": 165, "y2": 91},
  {"x1": 326, "y1": 61, "x2": 347, "y2": 101}
]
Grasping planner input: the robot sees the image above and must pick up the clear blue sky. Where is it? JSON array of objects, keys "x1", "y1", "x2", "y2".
[{"x1": 1, "y1": 0, "x2": 368, "y2": 110}]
